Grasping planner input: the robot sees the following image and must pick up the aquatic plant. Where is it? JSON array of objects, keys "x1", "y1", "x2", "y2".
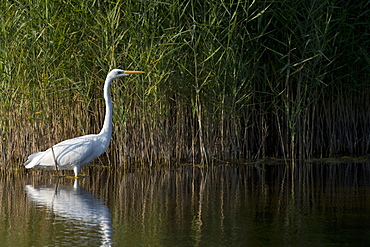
[{"x1": 0, "y1": 0, "x2": 369, "y2": 168}]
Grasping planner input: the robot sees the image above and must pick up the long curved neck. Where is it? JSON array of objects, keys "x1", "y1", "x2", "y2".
[{"x1": 99, "y1": 76, "x2": 113, "y2": 136}]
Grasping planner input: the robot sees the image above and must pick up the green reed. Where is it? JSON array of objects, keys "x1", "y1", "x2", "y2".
[{"x1": 0, "y1": 0, "x2": 369, "y2": 168}]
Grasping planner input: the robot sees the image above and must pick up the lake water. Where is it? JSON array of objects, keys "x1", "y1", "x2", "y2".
[{"x1": 1, "y1": 163, "x2": 370, "y2": 246}]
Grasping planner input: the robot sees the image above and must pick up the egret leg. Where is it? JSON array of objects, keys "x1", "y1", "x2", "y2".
[{"x1": 73, "y1": 166, "x2": 81, "y2": 178}]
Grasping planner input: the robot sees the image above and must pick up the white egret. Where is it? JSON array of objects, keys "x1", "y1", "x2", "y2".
[{"x1": 25, "y1": 69, "x2": 144, "y2": 177}]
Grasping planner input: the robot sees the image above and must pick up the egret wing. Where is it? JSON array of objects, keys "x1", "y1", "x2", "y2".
[
  {"x1": 28, "y1": 135, "x2": 98, "y2": 170},
  {"x1": 25, "y1": 152, "x2": 45, "y2": 168}
]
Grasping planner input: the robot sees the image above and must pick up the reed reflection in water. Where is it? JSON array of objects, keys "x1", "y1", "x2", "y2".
[
  {"x1": 0, "y1": 163, "x2": 370, "y2": 246},
  {"x1": 111, "y1": 163, "x2": 370, "y2": 246}
]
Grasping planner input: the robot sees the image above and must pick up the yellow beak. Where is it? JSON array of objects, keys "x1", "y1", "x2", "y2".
[{"x1": 124, "y1": 71, "x2": 145, "y2": 74}]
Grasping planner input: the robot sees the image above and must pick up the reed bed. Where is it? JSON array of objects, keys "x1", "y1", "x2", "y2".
[{"x1": 0, "y1": 0, "x2": 369, "y2": 168}]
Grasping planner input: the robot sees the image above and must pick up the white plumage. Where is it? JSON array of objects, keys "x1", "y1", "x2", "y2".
[{"x1": 25, "y1": 69, "x2": 144, "y2": 177}]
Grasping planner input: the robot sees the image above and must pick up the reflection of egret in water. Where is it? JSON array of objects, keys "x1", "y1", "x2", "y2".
[{"x1": 25, "y1": 180, "x2": 113, "y2": 246}]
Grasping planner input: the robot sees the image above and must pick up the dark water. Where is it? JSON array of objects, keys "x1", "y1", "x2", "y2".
[{"x1": 1, "y1": 163, "x2": 370, "y2": 246}]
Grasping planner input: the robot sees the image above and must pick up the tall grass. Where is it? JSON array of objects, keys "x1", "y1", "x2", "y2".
[{"x1": 0, "y1": 0, "x2": 369, "y2": 168}]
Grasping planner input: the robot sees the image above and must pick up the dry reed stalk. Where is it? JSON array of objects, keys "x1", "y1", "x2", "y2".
[{"x1": 0, "y1": 0, "x2": 369, "y2": 168}]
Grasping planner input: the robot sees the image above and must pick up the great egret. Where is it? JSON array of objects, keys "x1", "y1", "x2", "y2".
[{"x1": 25, "y1": 69, "x2": 144, "y2": 177}]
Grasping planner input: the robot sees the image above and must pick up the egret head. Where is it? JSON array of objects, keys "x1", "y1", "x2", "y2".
[{"x1": 108, "y1": 69, "x2": 145, "y2": 79}]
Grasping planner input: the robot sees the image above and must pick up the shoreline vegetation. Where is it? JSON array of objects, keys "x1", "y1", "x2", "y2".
[{"x1": 0, "y1": 0, "x2": 369, "y2": 168}]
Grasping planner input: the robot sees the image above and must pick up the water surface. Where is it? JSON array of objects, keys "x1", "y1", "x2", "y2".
[{"x1": 0, "y1": 163, "x2": 370, "y2": 246}]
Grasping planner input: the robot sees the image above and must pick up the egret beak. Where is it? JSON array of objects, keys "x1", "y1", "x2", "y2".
[{"x1": 124, "y1": 71, "x2": 145, "y2": 74}]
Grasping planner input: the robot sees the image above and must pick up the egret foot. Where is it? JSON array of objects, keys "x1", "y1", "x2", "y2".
[{"x1": 67, "y1": 175, "x2": 89, "y2": 179}]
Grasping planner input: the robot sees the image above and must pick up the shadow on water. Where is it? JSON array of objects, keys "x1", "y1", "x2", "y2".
[{"x1": 0, "y1": 163, "x2": 370, "y2": 246}]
